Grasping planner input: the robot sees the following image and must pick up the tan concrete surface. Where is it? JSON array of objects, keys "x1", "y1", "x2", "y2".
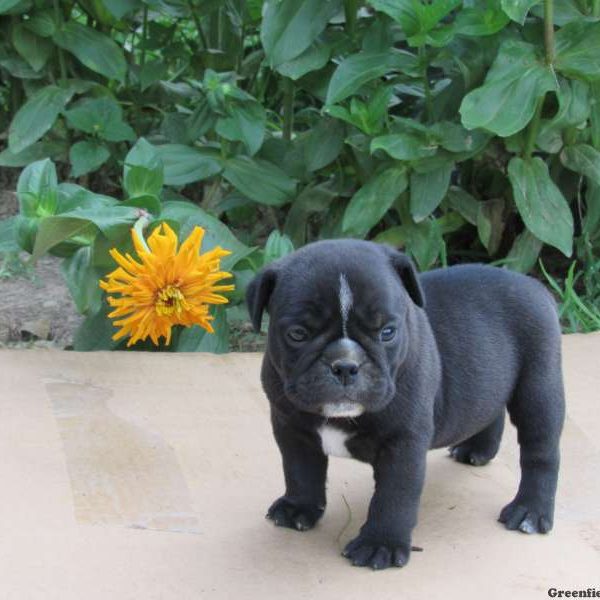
[{"x1": 0, "y1": 334, "x2": 599, "y2": 600}]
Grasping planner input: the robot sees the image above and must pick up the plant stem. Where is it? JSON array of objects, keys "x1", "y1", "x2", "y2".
[
  {"x1": 544, "y1": 0, "x2": 554, "y2": 65},
  {"x1": 419, "y1": 45, "x2": 432, "y2": 123},
  {"x1": 593, "y1": 0, "x2": 600, "y2": 17},
  {"x1": 344, "y1": 0, "x2": 357, "y2": 38},
  {"x1": 524, "y1": 96, "x2": 545, "y2": 159},
  {"x1": 52, "y1": 0, "x2": 68, "y2": 81},
  {"x1": 187, "y1": 0, "x2": 208, "y2": 49},
  {"x1": 282, "y1": 77, "x2": 295, "y2": 142},
  {"x1": 524, "y1": 0, "x2": 554, "y2": 159},
  {"x1": 140, "y1": 6, "x2": 148, "y2": 69}
]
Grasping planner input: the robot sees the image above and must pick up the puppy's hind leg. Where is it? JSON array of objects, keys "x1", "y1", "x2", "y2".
[
  {"x1": 449, "y1": 413, "x2": 505, "y2": 466},
  {"x1": 499, "y1": 361, "x2": 565, "y2": 534}
]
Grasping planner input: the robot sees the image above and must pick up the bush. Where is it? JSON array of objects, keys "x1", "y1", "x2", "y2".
[{"x1": 1, "y1": 0, "x2": 599, "y2": 347}]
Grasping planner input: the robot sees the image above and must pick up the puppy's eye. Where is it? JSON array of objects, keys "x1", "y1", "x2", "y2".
[
  {"x1": 287, "y1": 326, "x2": 308, "y2": 343},
  {"x1": 380, "y1": 325, "x2": 397, "y2": 342}
]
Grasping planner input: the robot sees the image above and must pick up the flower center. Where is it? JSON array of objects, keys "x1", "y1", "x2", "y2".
[{"x1": 155, "y1": 285, "x2": 189, "y2": 317}]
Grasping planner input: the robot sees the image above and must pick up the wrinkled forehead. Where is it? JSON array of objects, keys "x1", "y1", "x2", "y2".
[{"x1": 273, "y1": 261, "x2": 402, "y2": 329}]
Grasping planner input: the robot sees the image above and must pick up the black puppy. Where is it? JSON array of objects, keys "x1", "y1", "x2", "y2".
[{"x1": 246, "y1": 239, "x2": 565, "y2": 570}]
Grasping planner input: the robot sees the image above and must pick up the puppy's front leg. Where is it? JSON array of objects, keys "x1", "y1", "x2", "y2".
[
  {"x1": 343, "y1": 437, "x2": 428, "y2": 570},
  {"x1": 267, "y1": 417, "x2": 328, "y2": 532}
]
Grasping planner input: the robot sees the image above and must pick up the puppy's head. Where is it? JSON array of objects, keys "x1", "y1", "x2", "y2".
[{"x1": 246, "y1": 240, "x2": 424, "y2": 417}]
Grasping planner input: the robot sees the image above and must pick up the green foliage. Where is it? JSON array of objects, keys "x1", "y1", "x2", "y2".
[{"x1": 1, "y1": 0, "x2": 600, "y2": 348}]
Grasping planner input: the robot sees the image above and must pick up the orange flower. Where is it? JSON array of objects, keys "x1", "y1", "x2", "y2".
[{"x1": 99, "y1": 222, "x2": 234, "y2": 347}]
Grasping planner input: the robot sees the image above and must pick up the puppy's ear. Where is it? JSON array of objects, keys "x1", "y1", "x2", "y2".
[
  {"x1": 385, "y1": 248, "x2": 425, "y2": 308},
  {"x1": 246, "y1": 267, "x2": 278, "y2": 332}
]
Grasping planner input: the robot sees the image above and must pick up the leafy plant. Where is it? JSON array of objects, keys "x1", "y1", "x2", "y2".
[{"x1": 1, "y1": 0, "x2": 600, "y2": 346}]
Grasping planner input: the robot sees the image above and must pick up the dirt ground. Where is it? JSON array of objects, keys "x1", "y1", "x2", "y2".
[{"x1": 1, "y1": 190, "x2": 83, "y2": 348}]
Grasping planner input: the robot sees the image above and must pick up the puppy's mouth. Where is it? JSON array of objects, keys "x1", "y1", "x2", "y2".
[{"x1": 319, "y1": 402, "x2": 365, "y2": 418}]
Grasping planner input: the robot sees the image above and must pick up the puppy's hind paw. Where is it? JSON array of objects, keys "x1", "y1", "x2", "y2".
[
  {"x1": 498, "y1": 499, "x2": 553, "y2": 534},
  {"x1": 266, "y1": 496, "x2": 324, "y2": 532},
  {"x1": 449, "y1": 444, "x2": 493, "y2": 467}
]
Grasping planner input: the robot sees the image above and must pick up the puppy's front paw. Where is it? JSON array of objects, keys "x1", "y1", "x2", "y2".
[
  {"x1": 498, "y1": 498, "x2": 553, "y2": 534},
  {"x1": 266, "y1": 496, "x2": 324, "y2": 531},
  {"x1": 342, "y1": 534, "x2": 411, "y2": 570}
]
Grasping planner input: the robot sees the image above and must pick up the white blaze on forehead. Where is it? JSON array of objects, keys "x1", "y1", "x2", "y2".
[{"x1": 339, "y1": 273, "x2": 354, "y2": 337}]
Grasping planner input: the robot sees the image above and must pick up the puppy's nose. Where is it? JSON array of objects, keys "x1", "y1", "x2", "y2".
[{"x1": 330, "y1": 359, "x2": 359, "y2": 385}]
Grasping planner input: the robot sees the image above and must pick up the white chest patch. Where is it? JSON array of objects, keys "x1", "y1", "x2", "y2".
[{"x1": 318, "y1": 425, "x2": 354, "y2": 459}]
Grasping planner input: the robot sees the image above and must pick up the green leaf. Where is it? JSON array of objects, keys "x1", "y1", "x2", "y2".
[
  {"x1": 175, "y1": 307, "x2": 229, "y2": 353},
  {"x1": 276, "y1": 38, "x2": 331, "y2": 80},
  {"x1": 0, "y1": 0, "x2": 22, "y2": 12},
  {"x1": 159, "y1": 201, "x2": 252, "y2": 272},
  {"x1": 460, "y1": 40, "x2": 556, "y2": 136},
  {"x1": 53, "y1": 22, "x2": 126, "y2": 82},
  {"x1": 561, "y1": 144, "x2": 600, "y2": 186},
  {"x1": 154, "y1": 145, "x2": 223, "y2": 186},
  {"x1": 410, "y1": 162, "x2": 454, "y2": 221},
  {"x1": 122, "y1": 195, "x2": 162, "y2": 216},
  {"x1": 261, "y1": 0, "x2": 342, "y2": 67},
  {"x1": 0, "y1": 56, "x2": 44, "y2": 79},
  {"x1": 504, "y1": 229, "x2": 543, "y2": 273},
  {"x1": 216, "y1": 100, "x2": 266, "y2": 156},
  {"x1": 369, "y1": 0, "x2": 420, "y2": 35},
  {"x1": 140, "y1": 59, "x2": 168, "y2": 91},
  {"x1": 263, "y1": 230, "x2": 295, "y2": 266},
  {"x1": 476, "y1": 198, "x2": 505, "y2": 254},
  {"x1": 17, "y1": 158, "x2": 58, "y2": 217},
  {"x1": 223, "y1": 156, "x2": 296, "y2": 206},
  {"x1": 453, "y1": 6, "x2": 510, "y2": 35},
  {"x1": 61, "y1": 246, "x2": 103, "y2": 316},
  {"x1": 70, "y1": 141, "x2": 110, "y2": 177},
  {"x1": 508, "y1": 156, "x2": 573, "y2": 257},
  {"x1": 58, "y1": 205, "x2": 139, "y2": 239},
  {"x1": 8, "y1": 85, "x2": 74, "y2": 153},
  {"x1": 303, "y1": 118, "x2": 345, "y2": 172},
  {"x1": 31, "y1": 216, "x2": 92, "y2": 262},
  {"x1": 73, "y1": 305, "x2": 120, "y2": 351},
  {"x1": 64, "y1": 97, "x2": 136, "y2": 142},
  {"x1": 12, "y1": 23, "x2": 53, "y2": 71},
  {"x1": 371, "y1": 133, "x2": 437, "y2": 160},
  {"x1": 284, "y1": 182, "x2": 336, "y2": 247},
  {"x1": 24, "y1": 11, "x2": 56, "y2": 37},
  {"x1": 500, "y1": 0, "x2": 540, "y2": 24},
  {"x1": 446, "y1": 187, "x2": 479, "y2": 225},
  {"x1": 0, "y1": 217, "x2": 20, "y2": 254},
  {"x1": 0, "y1": 141, "x2": 65, "y2": 167},
  {"x1": 103, "y1": 0, "x2": 141, "y2": 19},
  {"x1": 555, "y1": 21, "x2": 600, "y2": 82},
  {"x1": 326, "y1": 50, "x2": 418, "y2": 104},
  {"x1": 343, "y1": 167, "x2": 408, "y2": 237},
  {"x1": 124, "y1": 139, "x2": 164, "y2": 198}
]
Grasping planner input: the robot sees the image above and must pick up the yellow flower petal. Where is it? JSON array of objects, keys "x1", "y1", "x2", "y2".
[{"x1": 99, "y1": 221, "x2": 235, "y2": 347}]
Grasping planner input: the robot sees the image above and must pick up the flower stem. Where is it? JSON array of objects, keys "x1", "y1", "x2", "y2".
[
  {"x1": 282, "y1": 77, "x2": 295, "y2": 142},
  {"x1": 133, "y1": 212, "x2": 152, "y2": 252}
]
